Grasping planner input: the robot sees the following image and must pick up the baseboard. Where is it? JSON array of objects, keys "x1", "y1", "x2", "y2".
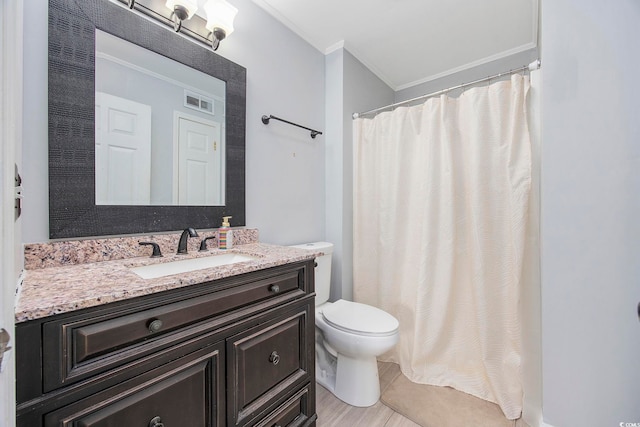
[{"x1": 540, "y1": 422, "x2": 555, "y2": 427}]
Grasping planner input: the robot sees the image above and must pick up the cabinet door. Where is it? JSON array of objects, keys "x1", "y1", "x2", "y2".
[
  {"x1": 44, "y1": 342, "x2": 224, "y2": 427},
  {"x1": 227, "y1": 305, "x2": 312, "y2": 426}
]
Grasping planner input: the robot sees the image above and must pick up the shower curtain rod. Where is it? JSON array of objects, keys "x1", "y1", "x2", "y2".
[{"x1": 352, "y1": 59, "x2": 541, "y2": 119}]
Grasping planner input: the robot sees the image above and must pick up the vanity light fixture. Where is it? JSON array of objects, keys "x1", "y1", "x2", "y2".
[
  {"x1": 122, "y1": 0, "x2": 238, "y2": 51},
  {"x1": 204, "y1": 0, "x2": 238, "y2": 51},
  {"x1": 165, "y1": 0, "x2": 198, "y2": 31}
]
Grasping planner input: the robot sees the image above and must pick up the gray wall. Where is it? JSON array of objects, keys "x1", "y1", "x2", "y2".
[
  {"x1": 541, "y1": 0, "x2": 640, "y2": 425},
  {"x1": 325, "y1": 48, "x2": 394, "y2": 301},
  {"x1": 22, "y1": 0, "x2": 326, "y2": 245},
  {"x1": 324, "y1": 49, "x2": 344, "y2": 301},
  {"x1": 221, "y1": 0, "x2": 326, "y2": 245}
]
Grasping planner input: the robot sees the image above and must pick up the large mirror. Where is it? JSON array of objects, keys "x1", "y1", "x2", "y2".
[
  {"x1": 49, "y1": 0, "x2": 246, "y2": 239},
  {"x1": 95, "y1": 30, "x2": 226, "y2": 206}
]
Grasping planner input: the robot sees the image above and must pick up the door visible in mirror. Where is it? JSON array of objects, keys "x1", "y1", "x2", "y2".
[{"x1": 95, "y1": 30, "x2": 226, "y2": 206}]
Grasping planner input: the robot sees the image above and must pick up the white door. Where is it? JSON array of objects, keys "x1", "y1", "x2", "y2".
[
  {"x1": 95, "y1": 92, "x2": 152, "y2": 205},
  {"x1": 176, "y1": 117, "x2": 222, "y2": 205},
  {"x1": 0, "y1": 1, "x2": 21, "y2": 426}
]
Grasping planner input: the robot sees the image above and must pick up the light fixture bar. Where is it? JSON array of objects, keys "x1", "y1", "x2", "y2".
[{"x1": 117, "y1": 0, "x2": 212, "y2": 47}]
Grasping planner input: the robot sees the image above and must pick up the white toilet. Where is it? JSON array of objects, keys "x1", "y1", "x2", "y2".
[{"x1": 291, "y1": 242, "x2": 399, "y2": 407}]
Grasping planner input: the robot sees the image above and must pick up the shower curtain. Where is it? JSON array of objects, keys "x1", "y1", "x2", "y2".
[{"x1": 353, "y1": 74, "x2": 531, "y2": 419}]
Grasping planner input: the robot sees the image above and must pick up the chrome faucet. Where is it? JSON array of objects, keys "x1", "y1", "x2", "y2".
[{"x1": 177, "y1": 227, "x2": 198, "y2": 254}]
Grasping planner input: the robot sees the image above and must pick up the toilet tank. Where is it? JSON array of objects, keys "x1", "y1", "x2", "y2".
[{"x1": 289, "y1": 242, "x2": 333, "y2": 306}]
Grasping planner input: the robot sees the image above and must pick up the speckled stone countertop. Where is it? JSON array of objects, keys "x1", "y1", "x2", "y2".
[
  {"x1": 16, "y1": 242, "x2": 319, "y2": 323},
  {"x1": 24, "y1": 228, "x2": 260, "y2": 270}
]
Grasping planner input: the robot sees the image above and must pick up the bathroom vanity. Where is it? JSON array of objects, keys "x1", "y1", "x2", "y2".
[
  {"x1": 27, "y1": 0, "x2": 317, "y2": 422},
  {"x1": 15, "y1": 241, "x2": 318, "y2": 427}
]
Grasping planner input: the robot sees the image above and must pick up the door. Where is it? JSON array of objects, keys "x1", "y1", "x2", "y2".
[
  {"x1": 0, "y1": 1, "x2": 22, "y2": 426},
  {"x1": 176, "y1": 116, "x2": 222, "y2": 205},
  {"x1": 95, "y1": 92, "x2": 152, "y2": 205}
]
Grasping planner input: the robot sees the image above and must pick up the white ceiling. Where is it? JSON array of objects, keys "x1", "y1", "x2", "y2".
[{"x1": 251, "y1": 0, "x2": 538, "y2": 91}]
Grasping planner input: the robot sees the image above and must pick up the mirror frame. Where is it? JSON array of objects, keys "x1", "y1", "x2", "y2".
[{"x1": 48, "y1": 0, "x2": 246, "y2": 239}]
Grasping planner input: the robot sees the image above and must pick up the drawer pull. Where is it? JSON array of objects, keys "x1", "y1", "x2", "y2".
[
  {"x1": 149, "y1": 416, "x2": 164, "y2": 427},
  {"x1": 147, "y1": 319, "x2": 163, "y2": 334},
  {"x1": 269, "y1": 284, "x2": 280, "y2": 293},
  {"x1": 269, "y1": 350, "x2": 280, "y2": 365}
]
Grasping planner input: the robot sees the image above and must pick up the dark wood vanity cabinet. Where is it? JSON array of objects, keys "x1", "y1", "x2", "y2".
[{"x1": 16, "y1": 260, "x2": 317, "y2": 427}]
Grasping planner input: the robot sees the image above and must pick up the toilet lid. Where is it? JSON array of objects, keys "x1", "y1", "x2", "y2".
[{"x1": 321, "y1": 300, "x2": 399, "y2": 336}]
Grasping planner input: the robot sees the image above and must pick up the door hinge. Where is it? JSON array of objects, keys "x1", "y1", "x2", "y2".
[
  {"x1": 15, "y1": 164, "x2": 22, "y2": 220},
  {"x1": 0, "y1": 328, "x2": 11, "y2": 372}
]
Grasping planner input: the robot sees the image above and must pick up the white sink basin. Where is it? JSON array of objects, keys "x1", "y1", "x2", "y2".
[{"x1": 130, "y1": 253, "x2": 258, "y2": 279}]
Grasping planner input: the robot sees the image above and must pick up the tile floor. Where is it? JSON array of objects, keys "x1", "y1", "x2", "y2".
[
  {"x1": 315, "y1": 362, "x2": 528, "y2": 427},
  {"x1": 315, "y1": 362, "x2": 419, "y2": 427}
]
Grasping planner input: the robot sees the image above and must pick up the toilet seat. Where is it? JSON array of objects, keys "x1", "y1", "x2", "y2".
[{"x1": 321, "y1": 299, "x2": 399, "y2": 337}]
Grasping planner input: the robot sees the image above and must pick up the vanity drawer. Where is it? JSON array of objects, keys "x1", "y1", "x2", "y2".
[
  {"x1": 41, "y1": 341, "x2": 225, "y2": 427},
  {"x1": 255, "y1": 386, "x2": 315, "y2": 427},
  {"x1": 42, "y1": 267, "x2": 307, "y2": 392},
  {"x1": 228, "y1": 305, "x2": 312, "y2": 427}
]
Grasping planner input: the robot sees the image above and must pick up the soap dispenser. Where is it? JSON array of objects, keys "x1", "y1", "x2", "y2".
[{"x1": 218, "y1": 216, "x2": 233, "y2": 249}]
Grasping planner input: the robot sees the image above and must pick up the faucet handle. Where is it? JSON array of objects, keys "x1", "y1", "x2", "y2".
[
  {"x1": 199, "y1": 236, "x2": 217, "y2": 252},
  {"x1": 139, "y1": 242, "x2": 163, "y2": 258}
]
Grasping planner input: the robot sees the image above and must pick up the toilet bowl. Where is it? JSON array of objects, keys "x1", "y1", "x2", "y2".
[
  {"x1": 290, "y1": 242, "x2": 399, "y2": 407},
  {"x1": 316, "y1": 299, "x2": 399, "y2": 406}
]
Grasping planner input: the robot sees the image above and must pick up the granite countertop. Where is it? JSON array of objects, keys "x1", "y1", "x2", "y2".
[{"x1": 16, "y1": 243, "x2": 319, "y2": 323}]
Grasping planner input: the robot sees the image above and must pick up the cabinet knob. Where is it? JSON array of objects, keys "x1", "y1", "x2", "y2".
[
  {"x1": 148, "y1": 319, "x2": 163, "y2": 334},
  {"x1": 269, "y1": 284, "x2": 280, "y2": 294},
  {"x1": 149, "y1": 416, "x2": 164, "y2": 427},
  {"x1": 269, "y1": 350, "x2": 280, "y2": 365}
]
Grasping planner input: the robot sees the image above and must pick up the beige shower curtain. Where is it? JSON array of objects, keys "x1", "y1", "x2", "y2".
[{"x1": 353, "y1": 74, "x2": 531, "y2": 420}]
